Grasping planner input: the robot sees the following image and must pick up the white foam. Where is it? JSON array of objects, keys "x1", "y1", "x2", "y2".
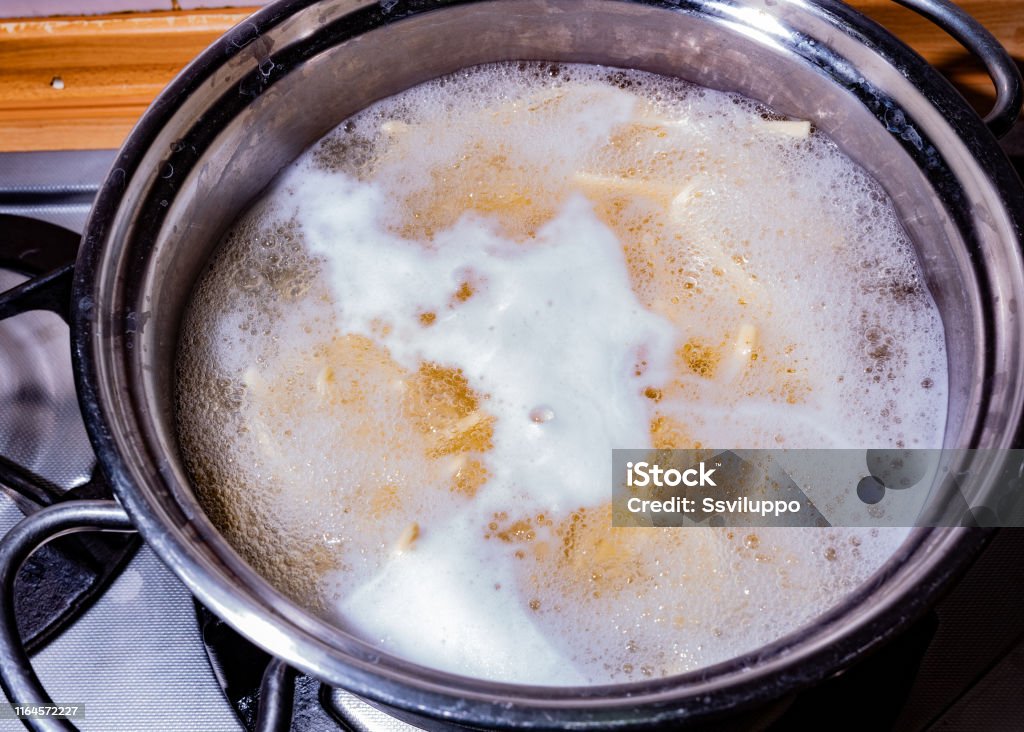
[
  {"x1": 292, "y1": 174, "x2": 676, "y2": 514},
  {"x1": 337, "y1": 518, "x2": 587, "y2": 684},
  {"x1": 176, "y1": 63, "x2": 948, "y2": 686}
]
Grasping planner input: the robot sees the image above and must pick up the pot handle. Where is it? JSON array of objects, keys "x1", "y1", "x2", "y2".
[
  {"x1": 0, "y1": 501, "x2": 134, "y2": 732},
  {"x1": 893, "y1": 0, "x2": 1023, "y2": 139}
]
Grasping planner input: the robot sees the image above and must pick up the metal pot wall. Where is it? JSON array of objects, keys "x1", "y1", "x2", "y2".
[{"x1": 1, "y1": 0, "x2": 1023, "y2": 729}]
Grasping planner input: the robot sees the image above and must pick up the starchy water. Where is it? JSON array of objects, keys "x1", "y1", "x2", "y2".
[{"x1": 176, "y1": 63, "x2": 948, "y2": 684}]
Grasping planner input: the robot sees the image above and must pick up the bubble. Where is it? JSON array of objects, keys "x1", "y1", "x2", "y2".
[{"x1": 529, "y1": 406, "x2": 556, "y2": 423}]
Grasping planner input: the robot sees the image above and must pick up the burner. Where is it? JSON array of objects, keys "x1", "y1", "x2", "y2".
[
  {"x1": 196, "y1": 603, "x2": 425, "y2": 731},
  {"x1": 0, "y1": 214, "x2": 139, "y2": 654}
]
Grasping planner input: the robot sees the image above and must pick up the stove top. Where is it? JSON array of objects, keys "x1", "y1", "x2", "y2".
[{"x1": 0, "y1": 147, "x2": 1022, "y2": 732}]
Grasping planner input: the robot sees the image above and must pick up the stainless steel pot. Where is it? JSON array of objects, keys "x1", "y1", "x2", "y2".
[{"x1": 1, "y1": 0, "x2": 1023, "y2": 729}]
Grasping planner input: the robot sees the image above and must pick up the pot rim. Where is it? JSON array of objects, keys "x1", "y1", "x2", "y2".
[{"x1": 71, "y1": 0, "x2": 1024, "y2": 727}]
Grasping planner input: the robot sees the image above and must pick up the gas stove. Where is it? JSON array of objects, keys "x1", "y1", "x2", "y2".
[{"x1": 0, "y1": 147, "x2": 1022, "y2": 732}]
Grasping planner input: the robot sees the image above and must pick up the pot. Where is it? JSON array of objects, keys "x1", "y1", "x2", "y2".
[{"x1": 1, "y1": 0, "x2": 1022, "y2": 729}]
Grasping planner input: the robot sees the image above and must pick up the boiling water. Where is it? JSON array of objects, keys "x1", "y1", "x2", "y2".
[{"x1": 176, "y1": 63, "x2": 948, "y2": 685}]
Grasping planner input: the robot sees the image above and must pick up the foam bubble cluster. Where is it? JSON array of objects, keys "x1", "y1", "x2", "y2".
[{"x1": 176, "y1": 63, "x2": 947, "y2": 685}]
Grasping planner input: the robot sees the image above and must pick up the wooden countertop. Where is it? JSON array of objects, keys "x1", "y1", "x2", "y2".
[{"x1": 0, "y1": 1, "x2": 1022, "y2": 152}]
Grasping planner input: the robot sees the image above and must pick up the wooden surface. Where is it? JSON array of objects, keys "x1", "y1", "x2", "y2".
[
  {"x1": 0, "y1": 2, "x2": 1022, "y2": 151},
  {"x1": 0, "y1": 9, "x2": 257, "y2": 151}
]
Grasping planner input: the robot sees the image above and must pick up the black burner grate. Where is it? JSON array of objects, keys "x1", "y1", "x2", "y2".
[{"x1": 0, "y1": 215, "x2": 140, "y2": 655}]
